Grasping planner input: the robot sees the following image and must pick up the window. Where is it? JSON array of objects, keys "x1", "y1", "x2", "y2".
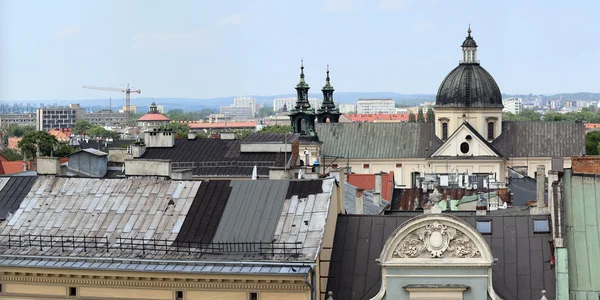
[
  {"x1": 363, "y1": 164, "x2": 370, "y2": 168},
  {"x1": 396, "y1": 163, "x2": 403, "y2": 168},
  {"x1": 331, "y1": 164, "x2": 339, "y2": 169},
  {"x1": 533, "y1": 219, "x2": 550, "y2": 233},
  {"x1": 487, "y1": 122, "x2": 494, "y2": 140},
  {"x1": 176, "y1": 291, "x2": 184, "y2": 300},
  {"x1": 0, "y1": 283, "x2": 3, "y2": 294},
  {"x1": 442, "y1": 123, "x2": 448, "y2": 140},
  {"x1": 69, "y1": 287, "x2": 77, "y2": 297},
  {"x1": 460, "y1": 142, "x2": 470, "y2": 154},
  {"x1": 476, "y1": 220, "x2": 492, "y2": 234},
  {"x1": 249, "y1": 292, "x2": 259, "y2": 300}
]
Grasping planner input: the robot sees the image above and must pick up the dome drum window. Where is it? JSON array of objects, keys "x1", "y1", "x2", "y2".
[{"x1": 460, "y1": 142, "x2": 470, "y2": 154}]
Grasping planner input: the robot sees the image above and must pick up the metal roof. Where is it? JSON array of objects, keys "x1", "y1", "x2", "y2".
[
  {"x1": 242, "y1": 133, "x2": 300, "y2": 144},
  {"x1": 315, "y1": 122, "x2": 442, "y2": 159},
  {"x1": 68, "y1": 148, "x2": 108, "y2": 157},
  {"x1": 0, "y1": 176, "x2": 37, "y2": 220},
  {"x1": 326, "y1": 213, "x2": 555, "y2": 300},
  {"x1": 436, "y1": 64, "x2": 502, "y2": 108},
  {"x1": 492, "y1": 121, "x2": 585, "y2": 157},
  {"x1": 343, "y1": 182, "x2": 388, "y2": 215}
]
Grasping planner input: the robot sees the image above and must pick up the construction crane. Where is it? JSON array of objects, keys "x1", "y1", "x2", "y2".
[{"x1": 83, "y1": 84, "x2": 141, "y2": 121}]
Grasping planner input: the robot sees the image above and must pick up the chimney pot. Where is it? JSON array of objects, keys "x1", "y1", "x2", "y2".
[{"x1": 355, "y1": 188, "x2": 364, "y2": 214}]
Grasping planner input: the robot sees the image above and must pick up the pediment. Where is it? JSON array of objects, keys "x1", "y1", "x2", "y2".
[{"x1": 431, "y1": 122, "x2": 501, "y2": 158}]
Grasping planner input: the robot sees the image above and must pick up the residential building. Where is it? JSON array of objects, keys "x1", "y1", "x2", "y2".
[
  {"x1": 503, "y1": 97, "x2": 523, "y2": 114},
  {"x1": 136, "y1": 102, "x2": 170, "y2": 128},
  {"x1": 0, "y1": 113, "x2": 35, "y2": 126},
  {"x1": 233, "y1": 96, "x2": 257, "y2": 117},
  {"x1": 219, "y1": 105, "x2": 253, "y2": 120},
  {"x1": 344, "y1": 113, "x2": 409, "y2": 123},
  {"x1": 85, "y1": 109, "x2": 127, "y2": 127},
  {"x1": 0, "y1": 175, "x2": 341, "y2": 300},
  {"x1": 35, "y1": 103, "x2": 85, "y2": 131},
  {"x1": 189, "y1": 120, "x2": 257, "y2": 131},
  {"x1": 339, "y1": 103, "x2": 356, "y2": 114},
  {"x1": 120, "y1": 105, "x2": 137, "y2": 114},
  {"x1": 356, "y1": 98, "x2": 396, "y2": 114},
  {"x1": 274, "y1": 97, "x2": 321, "y2": 113},
  {"x1": 316, "y1": 28, "x2": 585, "y2": 187}
]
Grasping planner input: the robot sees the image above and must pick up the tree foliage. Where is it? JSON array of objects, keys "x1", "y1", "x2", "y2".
[
  {"x1": 73, "y1": 120, "x2": 92, "y2": 136},
  {"x1": 165, "y1": 122, "x2": 190, "y2": 139},
  {"x1": 1, "y1": 148, "x2": 23, "y2": 161},
  {"x1": 86, "y1": 125, "x2": 120, "y2": 140},
  {"x1": 165, "y1": 108, "x2": 217, "y2": 121},
  {"x1": 586, "y1": 131, "x2": 600, "y2": 155},
  {"x1": 18, "y1": 131, "x2": 59, "y2": 159},
  {"x1": 6, "y1": 124, "x2": 36, "y2": 137},
  {"x1": 258, "y1": 106, "x2": 275, "y2": 118},
  {"x1": 259, "y1": 125, "x2": 292, "y2": 133},
  {"x1": 408, "y1": 112, "x2": 416, "y2": 122},
  {"x1": 416, "y1": 108, "x2": 425, "y2": 123},
  {"x1": 426, "y1": 108, "x2": 435, "y2": 123}
]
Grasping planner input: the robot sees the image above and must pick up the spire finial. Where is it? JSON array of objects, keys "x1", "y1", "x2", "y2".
[
  {"x1": 300, "y1": 59, "x2": 305, "y2": 79},
  {"x1": 467, "y1": 24, "x2": 471, "y2": 36},
  {"x1": 326, "y1": 64, "x2": 330, "y2": 82}
]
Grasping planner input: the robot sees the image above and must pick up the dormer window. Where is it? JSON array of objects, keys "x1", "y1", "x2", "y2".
[
  {"x1": 487, "y1": 122, "x2": 494, "y2": 140},
  {"x1": 442, "y1": 123, "x2": 448, "y2": 140}
]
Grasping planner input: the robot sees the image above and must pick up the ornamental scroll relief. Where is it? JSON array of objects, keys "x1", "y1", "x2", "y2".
[{"x1": 392, "y1": 221, "x2": 481, "y2": 259}]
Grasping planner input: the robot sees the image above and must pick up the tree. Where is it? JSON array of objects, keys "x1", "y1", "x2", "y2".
[
  {"x1": 408, "y1": 112, "x2": 416, "y2": 122},
  {"x1": 1, "y1": 148, "x2": 22, "y2": 161},
  {"x1": 585, "y1": 131, "x2": 600, "y2": 155},
  {"x1": 259, "y1": 125, "x2": 292, "y2": 133},
  {"x1": 417, "y1": 108, "x2": 425, "y2": 123},
  {"x1": 166, "y1": 122, "x2": 190, "y2": 138},
  {"x1": 426, "y1": 108, "x2": 435, "y2": 123},
  {"x1": 18, "y1": 131, "x2": 59, "y2": 159},
  {"x1": 87, "y1": 125, "x2": 107, "y2": 139},
  {"x1": 54, "y1": 142, "x2": 74, "y2": 157},
  {"x1": 6, "y1": 124, "x2": 36, "y2": 137},
  {"x1": 258, "y1": 106, "x2": 275, "y2": 118},
  {"x1": 73, "y1": 120, "x2": 92, "y2": 136}
]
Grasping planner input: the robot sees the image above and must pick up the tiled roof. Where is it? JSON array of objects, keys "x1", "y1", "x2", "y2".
[
  {"x1": 137, "y1": 113, "x2": 170, "y2": 121},
  {"x1": 326, "y1": 213, "x2": 555, "y2": 300},
  {"x1": 347, "y1": 172, "x2": 395, "y2": 201},
  {"x1": 0, "y1": 176, "x2": 334, "y2": 265},
  {"x1": 344, "y1": 114, "x2": 409, "y2": 122},
  {"x1": 7, "y1": 137, "x2": 21, "y2": 150},
  {"x1": 344, "y1": 182, "x2": 388, "y2": 215},
  {"x1": 492, "y1": 121, "x2": 585, "y2": 157},
  {"x1": 0, "y1": 176, "x2": 37, "y2": 219},
  {"x1": 48, "y1": 129, "x2": 71, "y2": 142},
  {"x1": 316, "y1": 122, "x2": 442, "y2": 159},
  {"x1": 140, "y1": 138, "x2": 287, "y2": 177},
  {"x1": 189, "y1": 121, "x2": 257, "y2": 129},
  {"x1": 0, "y1": 161, "x2": 26, "y2": 175}
]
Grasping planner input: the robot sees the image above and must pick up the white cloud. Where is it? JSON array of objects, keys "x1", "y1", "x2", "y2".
[
  {"x1": 133, "y1": 31, "x2": 210, "y2": 50},
  {"x1": 377, "y1": 0, "x2": 405, "y2": 11},
  {"x1": 414, "y1": 20, "x2": 435, "y2": 32},
  {"x1": 216, "y1": 13, "x2": 244, "y2": 25},
  {"x1": 55, "y1": 25, "x2": 80, "y2": 38},
  {"x1": 321, "y1": 0, "x2": 356, "y2": 13}
]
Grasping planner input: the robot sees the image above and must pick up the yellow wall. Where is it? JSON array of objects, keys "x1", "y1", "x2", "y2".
[{"x1": 435, "y1": 107, "x2": 503, "y2": 140}]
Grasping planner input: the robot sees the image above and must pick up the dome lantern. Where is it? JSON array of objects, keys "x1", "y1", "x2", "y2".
[{"x1": 461, "y1": 25, "x2": 478, "y2": 64}]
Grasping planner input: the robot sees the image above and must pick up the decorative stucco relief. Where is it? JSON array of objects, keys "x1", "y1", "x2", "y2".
[{"x1": 392, "y1": 220, "x2": 481, "y2": 259}]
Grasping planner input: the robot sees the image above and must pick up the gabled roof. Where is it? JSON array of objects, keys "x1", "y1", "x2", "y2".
[
  {"x1": 344, "y1": 182, "x2": 389, "y2": 215},
  {"x1": 67, "y1": 148, "x2": 108, "y2": 157},
  {"x1": 347, "y1": 172, "x2": 395, "y2": 201},
  {"x1": 492, "y1": 121, "x2": 585, "y2": 157},
  {"x1": 316, "y1": 122, "x2": 442, "y2": 159},
  {"x1": 0, "y1": 176, "x2": 37, "y2": 220},
  {"x1": 430, "y1": 121, "x2": 504, "y2": 158},
  {"x1": 327, "y1": 213, "x2": 555, "y2": 300}
]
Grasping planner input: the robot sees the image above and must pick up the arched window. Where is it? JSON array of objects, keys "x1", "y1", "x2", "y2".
[
  {"x1": 442, "y1": 123, "x2": 448, "y2": 140},
  {"x1": 487, "y1": 122, "x2": 494, "y2": 140}
]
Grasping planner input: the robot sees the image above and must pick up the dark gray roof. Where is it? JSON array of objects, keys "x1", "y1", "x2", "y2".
[
  {"x1": 242, "y1": 133, "x2": 300, "y2": 144},
  {"x1": 344, "y1": 182, "x2": 388, "y2": 215},
  {"x1": 435, "y1": 64, "x2": 503, "y2": 108},
  {"x1": 507, "y1": 168, "x2": 547, "y2": 207},
  {"x1": 492, "y1": 121, "x2": 585, "y2": 157},
  {"x1": 68, "y1": 148, "x2": 108, "y2": 157},
  {"x1": 0, "y1": 176, "x2": 37, "y2": 220},
  {"x1": 213, "y1": 180, "x2": 289, "y2": 243},
  {"x1": 315, "y1": 123, "x2": 442, "y2": 159},
  {"x1": 326, "y1": 213, "x2": 555, "y2": 300}
]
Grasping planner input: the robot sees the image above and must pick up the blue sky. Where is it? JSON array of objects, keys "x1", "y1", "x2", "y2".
[{"x1": 1, "y1": 0, "x2": 598, "y2": 101}]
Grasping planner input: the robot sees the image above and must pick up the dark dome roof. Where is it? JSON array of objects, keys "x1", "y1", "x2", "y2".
[
  {"x1": 462, "y1": 36, "x2": 478, "y2": 47},
  {"x1": 435, "y1": 64, "x2": 503, "y2": 108}
]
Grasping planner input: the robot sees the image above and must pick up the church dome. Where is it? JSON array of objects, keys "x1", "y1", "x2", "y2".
[{"x1": 435, "y1": 27, "x2": 502, "y2": 108}]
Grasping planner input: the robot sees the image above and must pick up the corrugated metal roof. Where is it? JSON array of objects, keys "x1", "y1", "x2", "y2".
[
  {"x1": 0, "y1": 176, "x2": 37, "y2": 220},
  {"x1": 212, "y1": 180, "x2": 288, "y2": 243},
  {"x1": 327, "y1": 213, "x2": 555, "y2": 300},
  {"x1": 315, "y1": 122, "x2": 442, "y2": 159},
  {"x1": 242, "y1": 133, "x2": 300, "y2": 144},
  {"x1": 492, "y1": 121, "x2": 585, "y2": 157},
  {"x1": 67, "y1": 148, "x2": 108, "y2": 157}
]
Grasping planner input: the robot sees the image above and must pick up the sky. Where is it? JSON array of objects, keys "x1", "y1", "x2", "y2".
[{"x1": 1, "y1": 0, "x2": 599, "y2": 102}]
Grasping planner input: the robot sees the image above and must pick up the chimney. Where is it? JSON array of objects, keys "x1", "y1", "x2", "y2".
[
  {"x1": 355, "y1": 188, "x2": 364, "y2": 214},
  {"x1": 532, "y1": 165, "x2": 548, "y2": 214},
  {"x1": 220, "y1": 132, "x2": 236, "y2": 140},
  {"x1": 476, "y1": 193, "x2": 487, "y2": 216},
  {"x1": 188, "y1": 131, "x2": 197, "y2": 140},
  {"x1": 373, "y1": 172, "x2": 383, "y2": 205},
  {"x1": 144, "y1": 129, "x2": 175, "y2": 148},
  {"x1": 37, "y1": 157, "x2": 61, "y2": 175},
  {"x1": 131, "y1": 142, "x2": 146, "y2": 158}
]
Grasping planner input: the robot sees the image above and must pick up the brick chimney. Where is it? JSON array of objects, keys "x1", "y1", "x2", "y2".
[
  {"x1": 374, "y1": 172, "x2": 383, "y2": 206},
  {"x1": 355, "y1": 188, "x2": 364, "y2": 214},
  {"x1": 532, "y1": 165, "x2": 548, "y2": 214}
]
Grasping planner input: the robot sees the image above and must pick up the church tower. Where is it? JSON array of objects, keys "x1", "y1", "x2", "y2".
[
  {"x1": 289, "y1": 60, "x2": 318, "y2": 138},
  {"x1": 317, "y1": 65, "x2": 341, "y2": 123},
  {"x1": 434, "y1": 26, "x2": 504, "y2": 141}
]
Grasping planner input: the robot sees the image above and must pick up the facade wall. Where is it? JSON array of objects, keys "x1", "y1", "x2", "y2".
[
  {"x1": 571, "y1": 156, "x2": 600, "y2": 174},
  {"x1": 435, "y1": 107, "x2": 503, "y2": 140},
  {"x1": 0, "y1": 113, "x2": 36, "y2": 126},
  {"x1": 84, "y1": 111, "x2": 127, "y2": 127},
  {"x1": 36, "y1": 105, "x2": 85, "y2": 131},
  {"x1": 124, "y1": 159, "x2": 171, "y2": 177},
  {"x1": 356, "y1": 99, "x2": 396, "y2": 114},
  {"x1": 507, "y1": 157, "x2": 572, "y2": 179}
]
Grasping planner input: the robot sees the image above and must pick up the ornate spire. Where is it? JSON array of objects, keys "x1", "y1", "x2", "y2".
[
  {"x1": 461, "y1": 25, "x2": 478, "y2": 64},
  {"x1": 294, "y1": 59, "x2": 311, "y2": 110},
  {"x1": 326, "y1": 64, "x2": 330, "y2": 84},
  {"x1": 468, "y1": 23, "x2": 471, "y2": 36},
  {"x1": 317, "y1": 65, "x2": 341, "y2": 123}
]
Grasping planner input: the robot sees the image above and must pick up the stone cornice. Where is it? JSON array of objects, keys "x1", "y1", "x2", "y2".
[{"x1": 0, "y1": 272, "x2": 309, "y2": 290}]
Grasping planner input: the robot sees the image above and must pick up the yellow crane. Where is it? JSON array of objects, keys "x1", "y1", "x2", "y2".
[{"x1": 83, "y1": 84, "x2": 141, "y2": 121}]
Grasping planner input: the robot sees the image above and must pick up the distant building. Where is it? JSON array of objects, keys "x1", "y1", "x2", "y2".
[
  {"x1": 120, "y1": 105, "x2": 137, "y2": 114},
  {"x1": 36, "y1": 104, "x2": 85, "y2": 131},
  {"x1": 274, "y1": 97, "x2": 320, "y2": 113},
  {"x1": 339, "y1": 103, "x2": 356, "y2": 114},
  {"x1": 233, "y1": 96, "x2": 256, "y2": 117},
  {"x1": 0, "y1": 113, "x2": 35, "y2": 126},
  {"x1": 219, "y1": 106, "x2": 253, "y2": 120},
  {"x1": 66, "y1": 148, "x2": 108, "y2": 178},
  {"x1": 502, "y1": 97, "x2": 523, "y2": 114},
  {"x1": 356, "y1": 98, "x2": 396, "y2": 114},
  {"x1": 137, "y1": 102, "x2": 170, "y2": 128},
  {"x1": 84, "y1": 110, "x2": 127, "y2": 127}
]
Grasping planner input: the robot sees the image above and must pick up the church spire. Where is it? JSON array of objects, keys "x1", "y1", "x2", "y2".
[
  {"x1": 461, "y1": 25, "x2": 478, "y2": 64},
  {"x1": 289, "y1": 60, "x2": 318, "y2": 139},
  {"x1": 294, "y1": 59, "x2": 311, "y2": 110},
  {"x1": 317, "y1": 65, "x2": 341, "y2": 123}
]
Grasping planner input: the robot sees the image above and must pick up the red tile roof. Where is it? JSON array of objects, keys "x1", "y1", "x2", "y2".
[
  {"x1": 189, "y1": 121, "x2": 257, "y2": 129},
  {"x1": 0, "y1": 161, "x2": 25, "y2": 175},
  {"x1": 138, "y1": 113, "x2": 170, "y2": 121},
  {"x1": 8, "y1": 137, "x2": 22, "y2": 150},
  {"x1": 347, "y1": 171, "x2": 395, "y2": 201},
  {"x1": 48, "y1": 129, "x2": 71, "y2": 142},
  {"x1": 344, "y1": 114, "x2": 409, "y2": 122}
]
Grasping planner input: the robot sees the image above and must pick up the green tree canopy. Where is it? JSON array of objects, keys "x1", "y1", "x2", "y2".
[
  {"x1": 1, "y1": 148, "x2": 23, "y2": 161},
  {"x1": 87, "y1": 125, "x2": 108, "y2": 139},
  {"x1": 73, "y1": 120, "x2": 92, "y2": 136},
  {"x1": 586, "y1": 131, "x2": 600, "y2": 155},
  {"x1": 259, "y1": 125, "x2": 292, "y2": 133},
  {"x1": 165, "y1": 122, "x2": 190, "y2": 138},
  {"x1": 416, "y1": 108, "x2": 425, "y2": 123},
  {"x1": 18, "y1": 131, "x2": 59, "y2": 159},
  {"x1": 408, "y1": 112, "x2": 416, "y2": 122},
  {"x1": 258, "y1": 106, "x2": 275, "y2": 118},
  {"x1": 6, "y1": 124, "x2": 36, "y2": 137},
  {"x1": 426, "y1": 108, "x2": 435, "y2": 123}
]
